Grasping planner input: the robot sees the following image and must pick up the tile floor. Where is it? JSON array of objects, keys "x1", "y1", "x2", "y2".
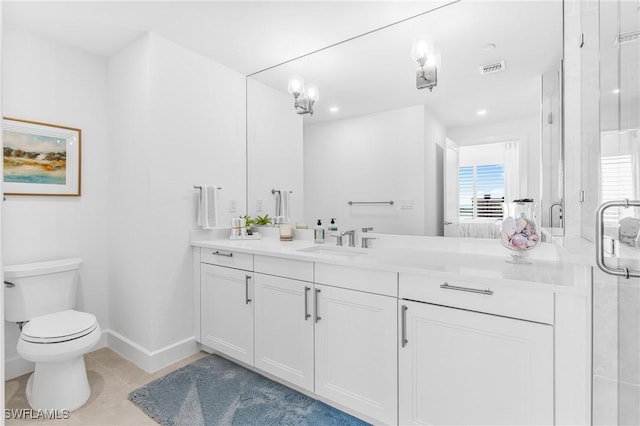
[{"x1": 5, "y1": 347, "x2": 208, "y2": 425}]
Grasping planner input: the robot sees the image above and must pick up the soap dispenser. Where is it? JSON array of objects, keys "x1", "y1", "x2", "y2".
[
  {"x1": 328, "y1": 218, "x2": 338, "y2": 233},
  {"x1": 314, "y1": 219, "x2": 325, "y2": 244}
]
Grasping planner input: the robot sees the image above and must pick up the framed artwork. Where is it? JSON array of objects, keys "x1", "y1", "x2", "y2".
[{"x1": 3, "y1": 117, "x2": 81, "y2": 196}]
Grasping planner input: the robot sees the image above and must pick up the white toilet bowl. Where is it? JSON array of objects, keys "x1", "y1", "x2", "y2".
[{"x1": 17, "y1": 310, "x2": 101, "y2": 411}]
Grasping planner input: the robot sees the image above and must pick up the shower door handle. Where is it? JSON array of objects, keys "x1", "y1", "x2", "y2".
[{"x1": 596, "y1": 199, "x2": 640, "y2": 279}]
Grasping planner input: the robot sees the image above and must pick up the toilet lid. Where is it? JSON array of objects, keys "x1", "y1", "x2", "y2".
[{"x1": 21, "y1": 310, "x2": 97, "y2": 344}]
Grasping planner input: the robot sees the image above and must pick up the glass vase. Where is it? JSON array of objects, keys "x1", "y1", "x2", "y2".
[{"x1": 499, "y1": 200, "x2": 540, "y2": 264}]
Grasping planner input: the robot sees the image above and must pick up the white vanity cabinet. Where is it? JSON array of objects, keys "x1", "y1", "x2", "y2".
[
  {"x1": 253, "y1": 258, "x2": 397, "y2": 424},
  {"x1": 193, "y1": 242, "x2": 570, "y2": 426},
  {"x1": 253, "y1": 256, "x2": 315, "y2": 392},
  {"x1": 398, "y1": 274, "x2": 554, "y2": 426},
  {"x1": 200, "y1": 251, "x2": 254, "y2": 365},
  {"x1": 314, "y1": 265, "x2": 398, "y2": 425}
]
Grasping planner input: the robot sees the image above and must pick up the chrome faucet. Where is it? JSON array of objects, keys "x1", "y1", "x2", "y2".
[
  {"x1": 340, "y1": 230, "x2": 356, "y2": 247},
  {"x1": 549, "y1": 200, "x2": 563, "y2": 228}
]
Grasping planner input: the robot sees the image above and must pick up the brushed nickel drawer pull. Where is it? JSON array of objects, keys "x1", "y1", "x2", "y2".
[
  {"x1": 245, "y1": 275, "x2": 252, "y2": 304},
  {"x1": 4, "y1": 281, "x2": 15, "y2": 288},
  {"x1": 304, "y1": 286, "x2": 311, "y2": 320},
  {"x1": 440, "y1": 282, "x2": 493, "y2": 296},
  {"x1": 212, "y1": 250, "x2": 233, "y2": 257},
  {"x1": 315, "y1": 288, "x2": 322, "y2": 323},
  {"x1": 401, "y1": 305, "x2": 408, "y2": 348}
]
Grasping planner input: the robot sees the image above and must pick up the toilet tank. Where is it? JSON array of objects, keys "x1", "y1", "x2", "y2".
[{"x1": 4, "y1": 258, "x2": 83, "y2": 322}]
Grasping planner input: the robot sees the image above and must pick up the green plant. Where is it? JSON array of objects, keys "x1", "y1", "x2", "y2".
[
  {"x1": 241, "y1": 214, "x2": 255, "y2": 227},
  {"x1": 255, "y1": 214, "x2": 273, "y2": 226}
]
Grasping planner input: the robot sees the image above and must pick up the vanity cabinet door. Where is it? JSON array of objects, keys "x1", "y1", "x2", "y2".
[
  {"x1": 201, "y1": 264, "x2": 254, "y2": 365},
  {"x1": 254, "y1": 273, "x2": 314, "y2": 391},
  {"x1": 314, "y1": 284, "x2": 398, "y2": 425},
  {"x1": 399, "y1": 300, "x2": 553, "y2": 426}
]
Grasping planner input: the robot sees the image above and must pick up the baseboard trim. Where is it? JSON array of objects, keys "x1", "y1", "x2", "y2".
[
  {"x1": 5, "y1": 331, "x2": 197, "y2": 381},
  {"x1": 5, "y1": 330, "x2": 109, "y2": 381},
  {"x1": 106, "y1": 330, "x2": 199, "y2": 373},
  {"x1": 5, "y1": 356, "x2": 33, "y2": 381}
]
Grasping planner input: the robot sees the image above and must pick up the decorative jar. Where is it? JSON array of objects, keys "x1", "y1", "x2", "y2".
[{"x1": 499, "y1": 199, "x2": 540, "y2": 264}]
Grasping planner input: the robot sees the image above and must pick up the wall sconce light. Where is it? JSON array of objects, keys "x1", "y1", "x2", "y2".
[
  {"x1": 287, "y1": 75, "x2": 319, "y2": 115},
  {"x1": 411, "y1": 38, "x2": 440, "y2": 91}
]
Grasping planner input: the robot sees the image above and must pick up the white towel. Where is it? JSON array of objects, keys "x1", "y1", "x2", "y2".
[
  {"x1": 274, "y1": 189, "x2": 292, "y2": 224},
  {"x1": 196, "y1": 185, "x2": 218, "y2": 229}
]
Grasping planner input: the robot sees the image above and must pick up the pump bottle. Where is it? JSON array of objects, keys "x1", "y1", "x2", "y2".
[{"x1": 314, "y1": 219, "x2": 325, "y2": 244}]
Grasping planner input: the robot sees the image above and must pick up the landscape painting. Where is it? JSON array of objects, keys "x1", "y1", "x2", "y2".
[{"x1": 2, "y1": 118, "x2": 81, "y2": 196}]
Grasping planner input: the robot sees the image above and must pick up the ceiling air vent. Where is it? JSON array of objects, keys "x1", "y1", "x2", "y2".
[
  {"x1": 479, "y1": 60, "x2": 506, "y2": 75},
  {"x1": 616, "y1": 31, "x2": 640, "y2": 45}
]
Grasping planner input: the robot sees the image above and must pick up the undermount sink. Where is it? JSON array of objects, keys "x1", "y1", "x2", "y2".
[{"x1": 297, "y1": 245, "x2": 369, "y2": 257}]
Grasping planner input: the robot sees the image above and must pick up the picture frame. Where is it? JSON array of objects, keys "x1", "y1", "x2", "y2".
[{"x1": 3, "y1": 117, "x2": 81, "y2": 196}]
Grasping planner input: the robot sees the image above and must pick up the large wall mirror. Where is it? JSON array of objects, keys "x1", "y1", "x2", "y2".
[{"x1": 247, "y1": 0, "x2": 564, "y2": 237}]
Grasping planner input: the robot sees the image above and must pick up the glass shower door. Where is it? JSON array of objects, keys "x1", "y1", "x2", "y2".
[{"x1": 593, "y1": 0, "x2": 640, "y2": 424}]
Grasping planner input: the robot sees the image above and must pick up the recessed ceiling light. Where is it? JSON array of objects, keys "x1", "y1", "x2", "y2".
[
  {"x1": 612, "y1": 88, "x2": 620, "y2": 94},
  {"x1": 477, "y1": 109, "x2": 487, "y2": 116},
  {"x1": 481, "y1": 43, "x2": 496, "y2": 51},
  {"x1": 329, "y1": 107, "x2": 339, "y2": 113}
]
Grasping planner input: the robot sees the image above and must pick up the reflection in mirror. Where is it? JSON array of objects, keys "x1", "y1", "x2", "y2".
[{"x1": 247, "y1": 1, "x2": 563, "y2": 237}]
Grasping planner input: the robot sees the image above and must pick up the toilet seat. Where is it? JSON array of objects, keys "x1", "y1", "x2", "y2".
[{"x1": 21, "y1": 310, "x2": 97, "y2": 344}]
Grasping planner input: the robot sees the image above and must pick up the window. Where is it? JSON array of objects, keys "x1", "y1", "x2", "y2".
[
  {"x1": 459, "y1": 164, "x2": 505, "y2": 219},
  {"x1": 601, "y1": 154, "x2": 634, "y2": 224}
]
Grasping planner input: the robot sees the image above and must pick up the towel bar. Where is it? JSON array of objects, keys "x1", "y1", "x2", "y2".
[
  {"x1": 348, "y1": 201, "x2": 394, "y2": 206},
  {"x1": 194, "y1": 185, "x2": 222, "y2": 190}
]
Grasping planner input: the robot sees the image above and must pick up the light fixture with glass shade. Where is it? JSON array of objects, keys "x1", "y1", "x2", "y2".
[
  {"x1": 411, "y1": 38, "x2": 440, "y2": 91},
  {"x1": 287, "y1": 75, "x2": 319, "y2": 115}
]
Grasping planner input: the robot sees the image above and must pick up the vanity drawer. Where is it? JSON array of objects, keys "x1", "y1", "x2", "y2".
[
  {"x1": 315, "y1": 263, "x2": 397, "y2": 297},
  {"x1": 254, "y1": 255, "x2": 313, "y2": 282},
  {"x1": 201, "y1": 248, "x2": 253, "y2": 271},
  {"x1": 399, "y1": 273, "x2": 554, "y2": 324}
]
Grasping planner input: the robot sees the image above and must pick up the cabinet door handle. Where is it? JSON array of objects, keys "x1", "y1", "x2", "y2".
[
  {"x1": 304, "y1": 286, "x2": 311, "y2": 320},
  {"x1": 401, "y1": 305, "x2": 408, "y2": 348},
  {"x1": 315, "y1": 288, "x2": 322, "y2": 323},
  {"x1": 440, "y1": 282, "x2": 493, "y2": 296},
  {"x1": 212, "y1": 250, "x2": 233, "y2": 257},
  {"x1": 245, "y1": 275, "x2": 252, "y2": 304}
]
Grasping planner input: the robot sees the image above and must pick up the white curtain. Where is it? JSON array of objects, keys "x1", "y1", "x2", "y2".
[{"x1": 504, "y1": 141, "x2": 520, "y2": 202}]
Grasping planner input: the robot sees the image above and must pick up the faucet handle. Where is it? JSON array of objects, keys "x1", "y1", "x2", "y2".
[
  {"x1": 361, "y1": 236, "x2": 376, "y2": 249},
  {"x1": 330, "y1": 234, "x2": 344, "y2": 246},
  {"x1": 361, "y1": 227, "x2": 374, "y2": 233}
]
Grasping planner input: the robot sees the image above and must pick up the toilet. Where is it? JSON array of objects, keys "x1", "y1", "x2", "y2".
[{"x1": 4, "y1": 258, "x2": 101, "y2": 411}]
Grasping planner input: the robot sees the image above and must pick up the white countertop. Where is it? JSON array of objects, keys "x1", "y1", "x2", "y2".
[{"x1": 192, "y1": 230, "x2": 579, "y2": 292}]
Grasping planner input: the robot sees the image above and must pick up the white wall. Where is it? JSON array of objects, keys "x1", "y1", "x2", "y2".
[
  {"x1": 247, "y1": 79, "x2": 303, "y2": 222},
  {"x1": 2, "y1": 25, "x2": 111, "y2": 378},
  {"x1": 425, "y1": 108, "x2": 446, "y2": 236},
  {"x1": 304, "y1": 105, "x2": 428, "y2": 235},
  {"x1": 108, "y1": 33, "x2": 246, "y2": 367},
  {"x1": 1, "y1": 0, "x2": 5, "y2": 401},
  {"x1": 448, "y1": 117, "x2": 541, "y2": 204},
  {"x1": 107, "y1": 35, "x2": 154, "y2": 352}
]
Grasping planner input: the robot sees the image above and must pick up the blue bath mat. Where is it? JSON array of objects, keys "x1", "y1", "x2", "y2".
[{"x1": 128, "y1": 354, "x2": 370, "y2": 426}]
